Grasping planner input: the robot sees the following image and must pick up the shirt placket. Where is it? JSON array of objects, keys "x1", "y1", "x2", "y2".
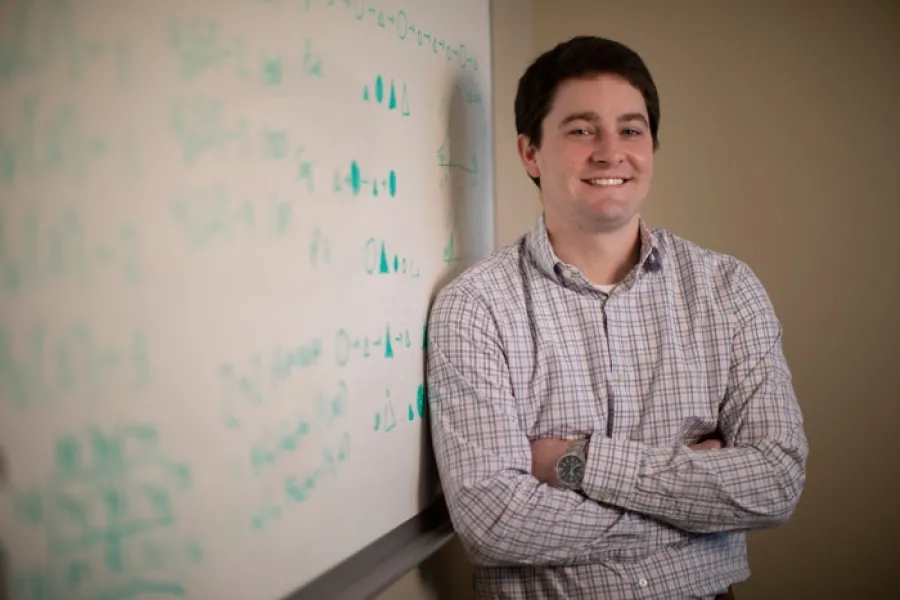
[{"x1": 603, "y1": 288, "x2": 638, "y2": 439}]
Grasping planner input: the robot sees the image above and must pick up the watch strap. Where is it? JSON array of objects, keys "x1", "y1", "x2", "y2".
[{"x1": 569, "y1": 438, "x2": 588, "y2": 457}]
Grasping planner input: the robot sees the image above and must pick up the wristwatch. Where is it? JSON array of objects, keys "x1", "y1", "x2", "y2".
[{"x1": 555, "y1": 439, "x2": 588, "y2": 490}]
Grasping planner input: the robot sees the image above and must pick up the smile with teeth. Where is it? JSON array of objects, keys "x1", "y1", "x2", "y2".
[{"x1": 585, "y1": 178, "x2": 628, "y2": 186}]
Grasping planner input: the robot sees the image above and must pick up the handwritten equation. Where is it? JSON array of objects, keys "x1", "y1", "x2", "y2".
[
  {"x1": 0, "y1": 206, "x2": 141, "y2": 293},
  {"x1": 1, "y1": 0, "x2": 486, "y2": 584},
  {"x1": 0, "y1": 322, "x2": 150, "y2": 411},
  {"x1": 0, "y1": 97, "x2": 139, "y2": 185},
  {"x1": 365, "y1": 237, "x2": 420, "y2": 278},
  {"x1": 269, "y1": 0, "x2": 480, "y2": 70},
  {"x1": 373, "y1": 383, "x2": 427, "y2": 433},
  {"x1": 0, "y1": 0, "x2": 133, "y2": 85},
  {"x1": 9, "y1": 423, "x2": 203, "y2": 599},
  {"x1": 167, "y1": 18, "x2": 324, "y2": 83}
]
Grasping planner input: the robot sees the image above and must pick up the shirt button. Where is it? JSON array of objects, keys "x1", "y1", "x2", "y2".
[
  {"x1": 638, "y1": 578, "x2": 648, "y2": 588},
  {"x1": 616, "y1": 373, "x2": 624, "y2": 382}
]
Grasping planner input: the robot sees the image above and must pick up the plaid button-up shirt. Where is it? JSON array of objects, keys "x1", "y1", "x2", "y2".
[{"x1": 426, "y1": 215, "x2": 808, "y2": 599}]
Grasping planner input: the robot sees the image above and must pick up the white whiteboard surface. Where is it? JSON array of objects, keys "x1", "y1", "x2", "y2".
[{"x1": 0, "y1": 0, "x2": 493, "y2": 598}]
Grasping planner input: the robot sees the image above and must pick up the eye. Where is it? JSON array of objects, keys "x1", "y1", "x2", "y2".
[
  {"x1": 622, "y1": 128, "x2": 643, "y2": 137},
  {"x1": 569, "y1": 128, "x2": 592, "y2": 137}
]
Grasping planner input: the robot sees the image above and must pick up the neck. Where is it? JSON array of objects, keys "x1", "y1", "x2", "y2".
[{"x1": 544, "y1": 213, "x2": 642, "y2": 286}]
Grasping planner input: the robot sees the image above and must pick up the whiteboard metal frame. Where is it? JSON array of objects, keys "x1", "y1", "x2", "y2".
[{"x1": 284, "y1": 498, "x2": 455, "y2": 600}]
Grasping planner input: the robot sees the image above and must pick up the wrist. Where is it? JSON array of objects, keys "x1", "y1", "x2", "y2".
[{"x1": 555, "y1": 438, "x2": 589, "y2": 490}]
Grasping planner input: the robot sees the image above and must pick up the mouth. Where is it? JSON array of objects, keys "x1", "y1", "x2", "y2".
[{"x1": 583, "y1": 177, "x2": 631, "y2": 187}]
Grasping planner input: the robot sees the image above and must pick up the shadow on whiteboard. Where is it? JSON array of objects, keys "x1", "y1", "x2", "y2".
[
  {"x1": 436, "y1": 69, "x2": 491, "y2": 278},
  {"x1": 417, "y1": 66, "x2": 492, "y2": 532}
]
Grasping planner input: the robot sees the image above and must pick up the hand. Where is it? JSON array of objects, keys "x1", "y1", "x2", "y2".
[
  {"x1": 529, "y1": 438, "x2": 574, "y2": 486},
  {"x1": 690, "y1": 437, "x2": 724, "y2": 451}
]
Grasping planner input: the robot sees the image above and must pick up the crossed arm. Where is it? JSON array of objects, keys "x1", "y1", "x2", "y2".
[{"x1": 426, "y1": 272, "x2": 808, "y2": 567}]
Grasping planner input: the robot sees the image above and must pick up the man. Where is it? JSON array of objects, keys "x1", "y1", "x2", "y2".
[{"x1": 425, "y1": 35, "x2": 808, "y2": 599}]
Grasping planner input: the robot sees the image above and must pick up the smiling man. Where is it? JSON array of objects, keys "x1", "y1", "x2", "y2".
[{"x1": 425, "y1": 36, "x2": 808, "y2": 599}]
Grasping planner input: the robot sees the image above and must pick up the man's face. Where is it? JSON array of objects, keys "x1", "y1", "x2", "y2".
[{"x1": 518, "y1": 73, "x2": 655, "y2": 233}]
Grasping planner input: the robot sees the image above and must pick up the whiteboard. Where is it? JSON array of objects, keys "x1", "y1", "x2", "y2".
[{"x1": 0, "y1": 0, "x2": 493, "y2": 598}]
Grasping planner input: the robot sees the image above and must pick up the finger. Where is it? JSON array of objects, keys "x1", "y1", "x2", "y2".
[{"x1": 690, "y1": 439, "x2": 723, "y2": 450}]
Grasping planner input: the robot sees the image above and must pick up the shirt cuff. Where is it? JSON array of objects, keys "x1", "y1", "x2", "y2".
[{"x1": 581, "y1": 436, "x2": 643, "y2": 507}]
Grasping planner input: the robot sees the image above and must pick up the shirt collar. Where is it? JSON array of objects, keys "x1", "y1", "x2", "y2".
[{"x1": 526, "y1": 213, "x2": 663, "y2": 288}]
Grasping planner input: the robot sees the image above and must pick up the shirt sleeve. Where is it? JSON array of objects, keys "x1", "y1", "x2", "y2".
[
  {"x1": 427, "y1": 281, "x2": 671, "y2": 567},
  {"x1": 579, "y1": 261, "x2": 809, "y2": 534}
]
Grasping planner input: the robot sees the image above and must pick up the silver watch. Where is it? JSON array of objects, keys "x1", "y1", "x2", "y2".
[{"x1": 555, "y1": 439, "x2": 588, "y2": 489}]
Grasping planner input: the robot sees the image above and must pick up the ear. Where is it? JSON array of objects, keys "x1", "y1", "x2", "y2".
[{"x1": 516, "y1": 134, "x2": 541, "y2": 180}]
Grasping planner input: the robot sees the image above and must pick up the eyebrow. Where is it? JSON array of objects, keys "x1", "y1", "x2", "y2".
[{"x1": 559, "y1": 111, "x2": 650, "y2": 128}]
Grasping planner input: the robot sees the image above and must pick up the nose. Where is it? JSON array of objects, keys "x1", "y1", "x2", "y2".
[{"x1": 590, "y1": 134, "x2": 624, "y2": 165}]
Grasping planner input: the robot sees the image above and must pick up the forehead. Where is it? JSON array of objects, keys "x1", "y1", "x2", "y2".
[{"x1": 547, "y1": 73, "x2": 648, "y2": 118}]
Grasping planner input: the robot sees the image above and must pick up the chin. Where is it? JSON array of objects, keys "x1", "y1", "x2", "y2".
[
  {"x1": 580, "y1": 192, "x2": 633, "y2": 211},
  {"x1": 580, "y1": 203, "x2": 638, "y2": 227}
]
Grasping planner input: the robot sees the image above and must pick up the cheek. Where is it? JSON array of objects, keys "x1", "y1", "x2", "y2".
[
  {"x1": 643, "y1": 161, "x2": 654, "y2": 183},
  {"x1": 535, "y1": 154, "x2": 563, "y2": 183},
  {"x1": 631, "y1": 151, "x2": 654, "y2": 179},
  {"x1": 537, "y1": 145, "x2": 586, "y2": 178}
]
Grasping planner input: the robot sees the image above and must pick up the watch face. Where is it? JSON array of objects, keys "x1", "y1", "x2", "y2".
[{"x1": 557, "y1": 455, "x2": 584, "y2": 485}]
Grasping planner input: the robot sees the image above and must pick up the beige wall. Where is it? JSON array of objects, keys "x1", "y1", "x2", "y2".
[
  {"x1": 380, "y1": 0, "x2": 900, "y2": 598},
  {"x1": 489, "y1": 1, "x2": 542, "y2": 246}
]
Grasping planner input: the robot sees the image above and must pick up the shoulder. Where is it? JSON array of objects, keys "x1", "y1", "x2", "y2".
[
  {"x1": 652, "y1": 228, "x2": 775, "y2": 319},
  {"x1": 428, "y1": 238, "x2": 526, "y2": 331}
]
